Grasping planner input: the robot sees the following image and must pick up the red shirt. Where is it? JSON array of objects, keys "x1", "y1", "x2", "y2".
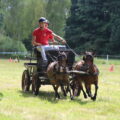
[
  {"x1": 48, "y1": 34, "x2": 54, "y2": 42},
  {"x1": 32, "y1": 27, "x2": 53, "y2": 45}
]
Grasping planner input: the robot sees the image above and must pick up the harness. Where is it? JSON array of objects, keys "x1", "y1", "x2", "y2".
[
  {"x1": 79, "y1": 63, "x2": 99, "y2": 76},
  {"x1": 53, "y1": 62, "x2": 68, "y2": 74}
]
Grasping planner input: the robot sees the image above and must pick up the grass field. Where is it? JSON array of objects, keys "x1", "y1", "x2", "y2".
[{"x1": 0, "y1": 58, "x2": 120, "y2": 120}]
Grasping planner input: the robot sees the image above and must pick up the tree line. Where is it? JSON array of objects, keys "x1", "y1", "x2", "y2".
[
  {"x1": 0, "y1": 0, "x2": 120, "y2": 55},
  {"x1": 65, "y1": 0, "x2": 120, "y2": 55}
]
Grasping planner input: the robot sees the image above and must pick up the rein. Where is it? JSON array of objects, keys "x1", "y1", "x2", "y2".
[
  {"x1": 47, "y1": 52, "x2": 57, "y2": 62},
  {"x1": 65, "y1": 43, "x2": 80, "y2": 57}
]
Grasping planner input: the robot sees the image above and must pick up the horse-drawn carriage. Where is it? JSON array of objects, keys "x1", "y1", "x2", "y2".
[
  {"x1": 21, "y1": 45, "x2": 99, "y2": 100},
  {"x1": 22, "y1": 45, "x2": 75, "y2": 97}
]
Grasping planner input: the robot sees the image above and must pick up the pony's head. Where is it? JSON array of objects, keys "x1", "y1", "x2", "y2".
[
  {"x1": 82, "y1": 52, "x2": 99, "y2": 75},
  {"x1": 55, "y1": 52, "x2": 68, "y2": 73},
  {"x1": 57, "y1": 52, "x2": 67, "y2": 63},
  {"x1": 83, "y1": 52, "x2": 95, "y2": 65}
]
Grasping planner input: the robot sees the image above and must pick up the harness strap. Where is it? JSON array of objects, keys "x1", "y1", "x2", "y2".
[{"x1": 53, "y1": 63, "x2": 68, "y2": 74}]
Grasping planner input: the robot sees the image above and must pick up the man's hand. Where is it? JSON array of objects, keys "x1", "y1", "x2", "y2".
[
  {"x1": 49, "y1": 41, "x2": 58, "y2": 45},
  {"x1": 32, "y1": 40, "x2": 41, "y2": 46},
  {"x1": 61, "y1": 40, "x2": 66, "y2": 44},
  {"x1": 36, "y1": 43, "x2": 42, "y2": 46},
  {"x1": 53, "y1": 41, "x2": 58, "y2": 45},
  {"x1": 32, "y1": 36, "x2": 42, "y2": 46}
]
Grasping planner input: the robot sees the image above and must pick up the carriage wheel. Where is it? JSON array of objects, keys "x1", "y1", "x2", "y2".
[
  {"x1": 32, "y1": 73, "x2": 40, "y2": 95},
  {"x1": 22, "y1": 70, "x2": 31, "y2": 92}
]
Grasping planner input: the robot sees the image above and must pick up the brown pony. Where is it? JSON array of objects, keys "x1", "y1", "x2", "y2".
[
  {"x1": 72, "y1": 52, "x2": 99, "y2": 101},
  {"x1": 47, "y1": 52, "x2": 73, "y2": 99}
]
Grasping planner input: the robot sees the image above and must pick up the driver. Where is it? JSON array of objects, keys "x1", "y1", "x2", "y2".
[{"x1": 32, "y1": 17, "x2": 66, "y2": 71}]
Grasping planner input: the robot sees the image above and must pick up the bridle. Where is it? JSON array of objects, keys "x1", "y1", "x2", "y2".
[{"x1": 54, "y1": 53, "x2": 68, "y2": 74}]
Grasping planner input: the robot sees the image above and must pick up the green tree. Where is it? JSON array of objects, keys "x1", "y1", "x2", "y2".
[
  {"x1": 106, "y1": 0, "x2": 120, "y2": 54},
  {"x1": 65, "y1": 0, "x2": 120, "y2": 54},
  {"x1": 2, "y1": 0, "x2": 46, "y2": 51},
  {"x1": 46, "y1": 0, "x2": 71, "y2": 36},
  {"x1": 21, "y1": 0, "x2": 46, "y2": 50},
  {"x1": 0, "y1": 0, "x2": 5, "y2": 33}
]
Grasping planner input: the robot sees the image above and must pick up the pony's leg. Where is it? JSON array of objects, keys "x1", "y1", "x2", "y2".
[
  {"x1": 91, "y1": 82, "x2": 98, "y2": 101},
  {"x1": 56, "y1": 85, "x2": 60, "y2": 99},
  {"x1": 70, "y1": 80, "x2": 75, "y2": 96},
  {"x1": 53, "y1": 85, "x2": 60, "y2": 99},
  {"x1": 88, "y1": 85, "x2": 93, "y2": 97},
  {"x1": 80, "y1": 83, "x2": 87, "y2": 99},
  {"x1": 61, "y1": 85, "x2": 67, "y2": 97},
  {"x1": 71, "y1": 79, "x2": 81, "y2": 97},
  {"x1": 76, "y1": 85, "x2": 81, "y2": 96},
  {"x1": 75, "y1": 80, "x2": 81, "y2": 96},
  {"x1": 85, "y1": 84, "x2": 92, "y2": 98},
  {"x1": 35, "y1": 82, "x2": 41, "y2": 95},
  {"x1": 65, "y1": 85, "x2": 70, "y2": 94},
  {"x1": 67, "y1": 83, "x2": 74, "y2": 100}
]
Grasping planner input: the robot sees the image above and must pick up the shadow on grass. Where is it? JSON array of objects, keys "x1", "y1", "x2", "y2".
[
  {"x1": 72, "y1": 97, "x2": 93, "y2": 105},
  {"x1": 18, "y1": 90, "x2": 92, "y2": 104},
  {"x1": 18, "y1": 90, "x2": 59, "y2": 104},
  {"x1": 0, "y1": 93, "x2": 3, "y2": 101}
]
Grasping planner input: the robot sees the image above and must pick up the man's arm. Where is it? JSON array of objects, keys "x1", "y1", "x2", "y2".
[
  {"x1": 48, "y1": 34, "x2": 58, "y2": 44},
  {"x1": 52, "y1": 33, "x2": 66, "y2": 44},
  {"x1": 32, "y1": 36, "x2": 41, "y2": 46}
]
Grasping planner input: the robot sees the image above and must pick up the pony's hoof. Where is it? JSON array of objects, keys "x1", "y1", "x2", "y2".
[
  {"x1": 76, "y1": 91, "x2": 81, "y2": 96},
  {"x1": 33, "y1": 91, "x2": 38, "y2": 96},
  {"x1": 91, "y1": 96, "x2": 96, "y2": 101},
  {"x1": 84, "y1": 94, "x2": 88, "y2": 99},
  {"x1": 55, "y1": 98, "x2": 59, "y2": 100},
  {"x1": 55, "y1": 97, "x2": 61, "y2": 100},
  {"x1": 76, "y1": 93, "x2": 80, "y2": 96},
  {"x1": 71, "y1": 96, "x2": 74, "y2": 100}
]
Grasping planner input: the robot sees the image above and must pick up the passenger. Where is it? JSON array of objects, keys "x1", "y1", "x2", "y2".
[{"x1": 44, "y1": 19, "x2": 57, "y2": 44}]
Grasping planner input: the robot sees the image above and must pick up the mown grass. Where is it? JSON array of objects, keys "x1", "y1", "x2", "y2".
[{"x1": 0, "y1": 58, "x2": 120, "y2": 120}]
